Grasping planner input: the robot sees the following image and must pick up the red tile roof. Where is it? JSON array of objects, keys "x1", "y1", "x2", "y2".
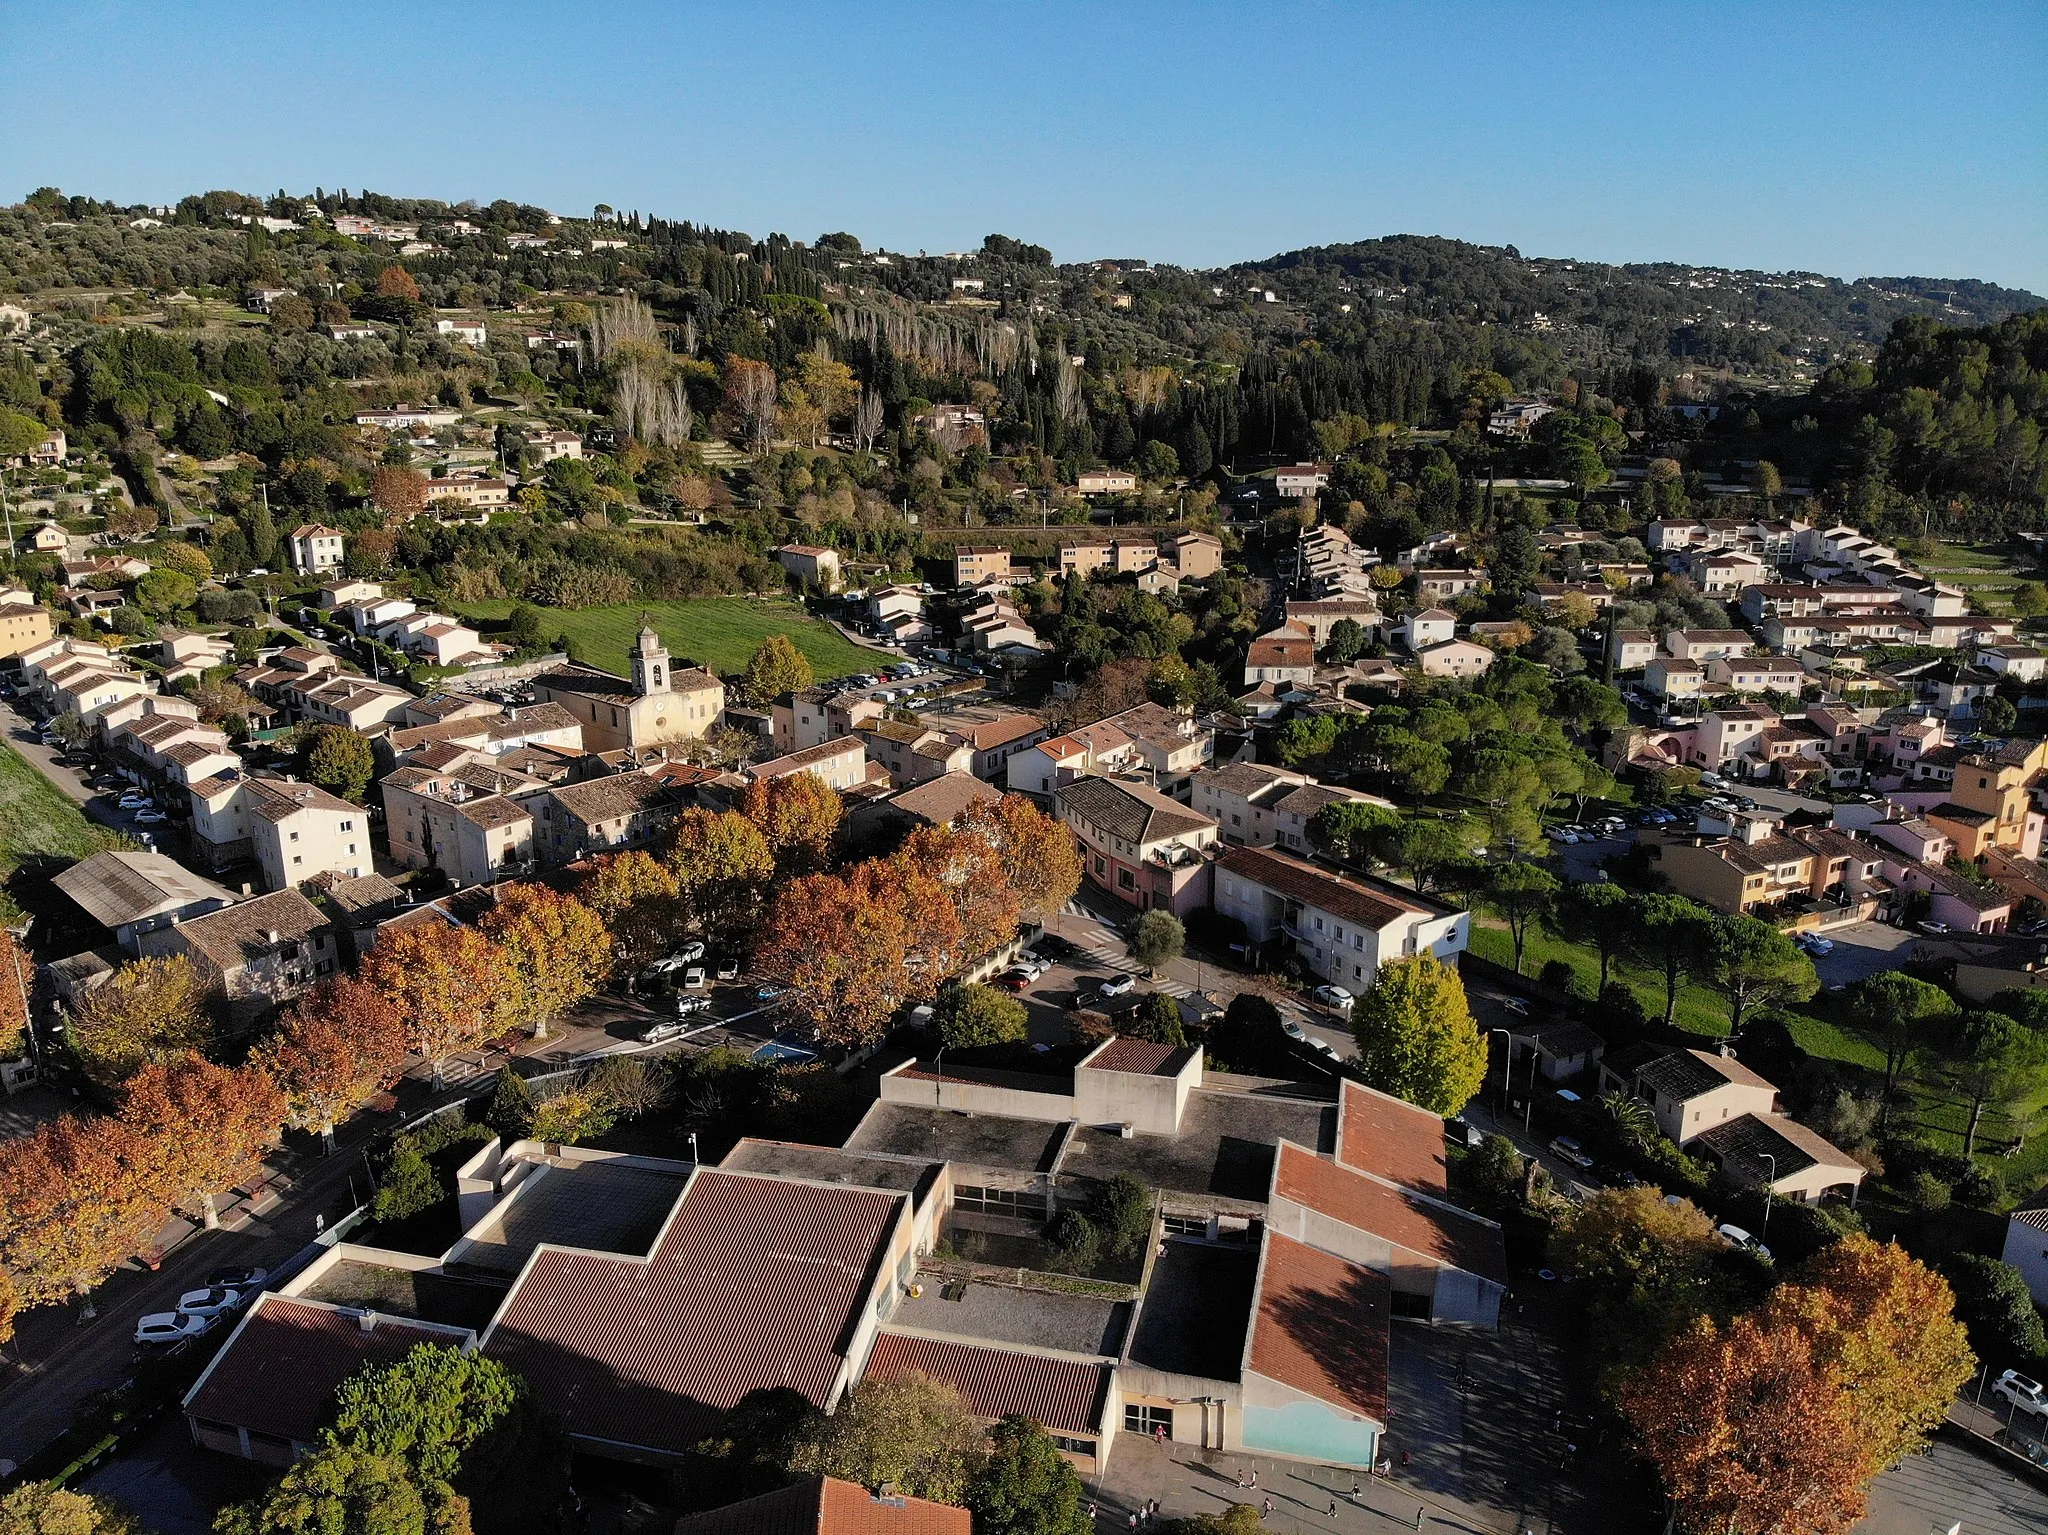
[
  {"x1": 864, "y1": 1333, "x2": 1109, "y2": 1436},
  {"x1": 673, "y1": 1476, "x2": 970, "y2": 1535},
  {"x1": 184, "y1": 1296, "x2": 473, "y2": 1444},
  {"x1": 1218, "y1": 846, "x2": 1423, "y2": 934},
  {"x1": 1335, "y1": 1080, "x2": 1449, "y2": 1197},
  {"x1": 1248, "y1": 1232, "x2": 1389, "y2": 1424},
  {"x1": 1272, "y1": 1141, "x2": 1507, "y2": 1286},
  {"x1": 483, "y1": 1169, "x2": 903, "y2": 1456},
  {"x1": 1084, "y1": 1038, "x2": 1196, "y2": 1077}
]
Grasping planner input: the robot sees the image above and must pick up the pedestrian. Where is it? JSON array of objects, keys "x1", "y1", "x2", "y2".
[
  {"x1": 314, "y1": 1212, "x2": 325, "y2": 1234},
  {"x1": 1249, "y1": 1469, "x2": 1258, "y2": 1490},
  {"x1": 1262, "y1": 1496, "x2": 1273, "y2": 1520},
  {"x1": 1351, "y1": 1479, "x2": 1362, "y2": 1504},
  {"x1": 1154, "y1": 1423, "x2": 1165, "y2": 1447},
  {"x1": 1329, "y1": 1497, "x2": 1339, "y2": 1517},
  {"x1": 1235, "y1": 1470, "x2": 1247, "y2": 1490},
  {"x1": 1127, "y1": 1514, "x2": 1137, "y2": 1531}
]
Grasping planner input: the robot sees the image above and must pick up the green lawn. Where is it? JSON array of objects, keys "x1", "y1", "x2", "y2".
[
  {"x1": 1921, "y1": 540, "x2": 2030, "y2": 615},
  {"x1": 1469, "y1": 921, "x2": 1737, "y2": 1039},
  {"x1": 0, "y1": 741, "x2": 119, "y2": 908},
  {"x1": 452, "y1": 597, "x2": 880, "y2": 681}
]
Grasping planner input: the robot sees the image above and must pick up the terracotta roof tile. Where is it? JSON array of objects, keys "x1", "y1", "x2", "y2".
[
  {"x1": 863, "y1": 1333, "x2": 1109, "y2": 1435},
  {"x1": 1248, "y1": 1231, "x2": 1389, "y2": 1423},
  {"x1": 1335, "y1": 1080, "x2": 1449, "y2": 1197},
  {"x1": 673, "y1": 1477, "x2": 969, "y2": 1535},
  {"x1": 1273, "y1": 1141, "x2": 1507, "y2": 1285}
]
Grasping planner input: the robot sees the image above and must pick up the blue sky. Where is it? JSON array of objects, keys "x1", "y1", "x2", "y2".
[{"x1": 3, "y1": 0, "x2": 2044, "y2": 292}]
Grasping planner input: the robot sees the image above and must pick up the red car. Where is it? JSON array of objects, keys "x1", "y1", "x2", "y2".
[{"x1": 996, "y1": 970, "x2": 1032, "y2": 993}]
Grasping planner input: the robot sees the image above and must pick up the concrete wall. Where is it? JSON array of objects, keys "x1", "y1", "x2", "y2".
[
  {"x1": 1239, "y1": 1370, "x2": 1380, "y2": 1470},
  {"x1": 877, "y1": 1063, "x2": 1074, "y2": 1124},
  {"x1": 1074, "y1": 1062, "x2": 1187, "y2": 1135}
]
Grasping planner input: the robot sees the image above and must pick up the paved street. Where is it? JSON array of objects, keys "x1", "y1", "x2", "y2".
[
  {"x1": 1809, "y1": 919, "x2": 1920, "y2": 988},
  {"x1": 1857, "y1": 1437, "x2": 2048, "y2": 1534}
]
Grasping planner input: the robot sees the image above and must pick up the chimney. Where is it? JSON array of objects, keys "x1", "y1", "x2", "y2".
[
  {"x1": 266, "y1": 929, "x2": 281, "y2": 945},
  {"x1": 357, "y1": 1310, "x2": 375, "y2": 1334}
]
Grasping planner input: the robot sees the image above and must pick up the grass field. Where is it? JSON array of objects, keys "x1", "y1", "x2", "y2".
[
  {"x1": 1469, "y1": 921, "x2": 1737, "y2": 1038},
  {"x1": 1921, "y1": 539, "x2": 2030, "y2": 615},
  {"x1": 452, "y1": 597, "x2": 880, "y2": 681},
  {"x1": 0, "y1": 741, "x2": 117, "y2": 909}
]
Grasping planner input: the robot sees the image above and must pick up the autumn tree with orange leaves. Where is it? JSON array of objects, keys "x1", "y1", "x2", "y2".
[
  {"x1": 581, "y1": 849, "x2": 684, "y2": 967},
  {"x1": 901, "y1": 820, "x2": 1018, "y2": 966},
  {"x1": 1622, "y1": 1234, "x2": 1973, "y2": 1532},
  {"x1": 0, "y1": 1114, "x2": 169, "y2": 1312},
  {"x1": 744, "y1": 771, "x2": 843, "y2": 877},
  {"x1": 370, "y1": 465, "x2": 429, "y2": 520},
  {"x1": 257, "y1": 977, "x2": 408, "y2": 1151},
  {"x1": 360, "y1": 923, "x2": 518, "y2": 1083},
  {"x1": 664, "y1": 809, "x2": 774, "y2": 948},
  {"x1": 1621, "y1": 1309, "x2": 1867, "y2": 1535},
  {"x1": 480, "y1": 883, "x2": 614, "y2": 1038},
  {"x1": 121, "y1": 1055, "x2": 285, "y2": 1231},
  {"x1": 958, "y1": 795, "x2": 1082, "y2": 924},
  {"x1": 757, "y1": 861, "x2": 930, "y2": 1050},
  {"x1": 0, "y1": 927, "x2": 28, "y2": 1062}
]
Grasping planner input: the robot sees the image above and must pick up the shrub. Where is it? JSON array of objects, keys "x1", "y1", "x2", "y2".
[
  {"x1": 1538, "y1": 959, "x2": 1575, "y2": 995},
  {"x1": 485, "y1": 1069, "x2": 534, "y2": 1139},
  {"x1": 530, "y1": 1087, "x2": 617, "y2": 1146},
  {"x1": 1955, "y1": 1163, "x2": 2005, "y2": 1207},
  {"x1": 1900, "y1": 1169, "x2": 1953, "y2": 1213},
  {"x1": 372, "y1": 1141, "x2": 441, "y2": 1222},
  {"x1": 1045, "y1": 1209, "x2": 1100, "y2": 1273},
  {"x1": 1092, "y1": 1176, "x2": 1154, "y2": 1263},
  {"x1": 1941, "y1": 1253, "x2": 2048, "y2": 1365}
]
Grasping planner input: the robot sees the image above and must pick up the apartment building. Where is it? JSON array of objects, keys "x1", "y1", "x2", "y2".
[
  {"x1": 950, "y1": 546, "x2": 1012, "y2": 586},
  {"x1": 382, "y1": 765, "x2": 539, "y2": 887},
  {"x1": 746, "y1": 737, "x2": 873, "y2": 793},
  {"x1": 1056, "y1": 775, "x2": 1217, "y2": 917},
  {"x1": 1214, "y1": 846, "x2": 1468, "y2": 992},
  {"x1": 537, "y1": 772, "x2": 680, "y2": 865}
]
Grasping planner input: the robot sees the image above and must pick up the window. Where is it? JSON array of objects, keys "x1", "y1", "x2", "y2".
[
  {"x1": 1050, "y1": 1433, "x2": 1093, "y2": 1456},
  {"x1": 340, "y1": 820, "x2": 352, "y2": 831},
  {"x1": 1124, "y1": 1405, "x2": 1171, "y2": 1436},
  {"x1": 1160, "y1": 1213, "x2": 1208, "y2": 1237},
  {"x1": 1118, "y1": 869, "x2": 1135, "y2": 891},
  {"x1": 289, "y1": 831, "x2": 300, "y2": 843},
  {"x1": 954, "y1": 1185, "x2": 1035, "y2": 1217}
]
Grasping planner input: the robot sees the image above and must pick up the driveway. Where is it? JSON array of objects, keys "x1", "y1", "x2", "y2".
[{"x1": 1809, "y1": 920, "x2": 1918, "y2": 988}]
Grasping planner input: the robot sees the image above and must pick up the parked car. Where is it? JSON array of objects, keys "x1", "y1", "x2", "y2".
[
  {"x1": 1700, "y1": 771, "x2": 1727, "y2": 788},
  {"x1": 1311, "y1": 985, "x2": 1354, "y2": 1010},
  {"x1": 673, "y1": 995, "x2": 713, "y2": 1017},
  {"x1": 1548, "y1": 1136, "x2": 1596, "y2": 1171},
  {"x1": 1098, "y1": 974, "x2": 1136, "y2": 998},
  {"x1": 715, "y1": 959, "x2": 740, "y2": 981},
  {"x1": 117, "y1": 792, "x2": 150, "y2": 809},
  {"x1": 671, "y1": 941, "x2": 707, "y2": 964},
  {"x1": 1994, "y1": 1370, "x2": 2048, "y2": 1416},
  {"x1": 1717, "y1": 1223, "x2": 1773, "y2": 1261},
  {"x1": 134, "y1": 1311, "x2": 215, "y2": 1347},
  {"x1": 207, "y1": 1266, "x2": 268, "y2": 1289},
  {"x1": 1282, "y1": 1020, "x2": 1308, "y2": 1041},
  {"x1": 1547, "y1": 829, "x2": 1579, "y2": 845},
  {"x1": 133, "y1": 810, "x2": 167, "y2": 825},
  {"x1": 754, "y1": 984, "x2": 789, "y2": 1002},
  {"x1": 1036, "y1": 934, "x2": 1080, "y2": 961},
  {"x1": 1916, "y1": 920, "x2": 1952, "y2": 935},
  {"x1": 1310, "y1": 1038, "x2": 1342, "y2": 1060},
  {"x1": 996, "y1": 969, "x2": 1032, "y2": 993},
  {"x1": 1798, "y1": 934, "x2": 1835, "y2": 956},
  {"x1": 682, "y1": 967, "x2": 706, "y2": 990},
  {"x1": 175, "y1": 1285, "x2": 252, "y2": 1319},
  {"x1": 639, "y1": 1020, "x2": 689, "y2": 1045},
  {"x1": 1501, "y1": 997, "x2": 1530, "y2": 1016}
]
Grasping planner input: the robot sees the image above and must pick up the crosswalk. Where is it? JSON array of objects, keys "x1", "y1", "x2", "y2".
[{"x1": 1056, "y1": 901, "x2": 1193, "y2": 998}]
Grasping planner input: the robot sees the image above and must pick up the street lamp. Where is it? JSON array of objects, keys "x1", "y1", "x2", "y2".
[{"x1": 934, "y1": 1046, "x2": 945, "y2": 1113}]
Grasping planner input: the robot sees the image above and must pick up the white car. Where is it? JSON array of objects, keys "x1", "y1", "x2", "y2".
[
  {"x1": 1994, "y1": 1370, "x2": 2048, "y2": 1416},
  {"x1": 1312, "y1": 985, "x2": 1354, "y2": 1010},
  {"x1": 682, "y1": 967, "x2": 707, "y2": 990},
  {"x1": 117, "y1": 793, "x2": 150, "y2": 809},
  {"x1": 1547, "y1": 829, "x2": 1579, "y2": 845},
  {"x1": 134, "y1": 1311, "x2": 215, "y2": 1346},
  {"x1": 133, "y1": 809, "x2": 168, "y2": 825},
  {"x1": 1717, "y1": 1223, "x2": 1773, "y2": 1261},
  {"x1": 715, "y1": 959, "x2": 740, "y2": 981},
  {"x1": 1098, "y1": 974, "x2": 1136, "y2": 998},
  {"x1": 673, "y1": 995, "x2": 713, "y2": 1017},
  {"x1": 175, "y1": 1285, "x2": 251, "y2": 1319},
  {"x1": 672, "y1": 941, "x2": 707, "y2": 964},
  {"x1": 1282, "y1": 1020, "x2": 1308, "y2": 1041}
]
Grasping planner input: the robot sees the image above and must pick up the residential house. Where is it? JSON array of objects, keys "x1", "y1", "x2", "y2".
[
  {"x1": 1647, "y1": 816, "x2": 1886, "y2": 920},
  {"x1": 1414, "y1": 568, "x2": 1487, "y2": 604},
  {"x1": 673, "y1": 1479, "x2": 969, "y2": 1535},
  {"x1": 775, "y1": 544, "x2": 843, "y2": 592},
  {"x1": 1999, "y1": 1199, "x2": 2048, "y2": 1308},
  {"x1": 1213, "y1": 846, "x2": 1468, "y2": 992},
  {"x1": 423, "y1": 473, "x2": 508, "y2": 512},
  {"x1": 381, "y1": 765, "x2": 539, "y2": 887},
  {"x1": 522, "y1": 429, "x2": 583, "y2": 462},
  {"x1": 537, "y1": 771, "x2": 680, "y2": 865},
  {"x1": 1243, "y1": 622, "x2": 1317, "y2": 688},
  {"x1": 772, "y1": 688, "x2": 885, "y2": 755},
  {"x1": 950, "y1": 546, "x2": 1012, "y2": 586},
  {"x1": 1399, "y1": 609, "x2": 1456, "y2": 653},
  {"x1": 1075, "y1": 469, "x2": 1136, "y2": 495},
  {"x1": 51, "y1": 851, "x2": 239, "y2": 953},
  {"x1": 1274, "y1": 464, "x2": 1331, "y2": 498},
  {"x1": 1665, "y1": 628, "x2": 1753, "y2": 663},
  {"x1": 188, "y1": 775, "x2": 370, "y2": 890},
  {"x1": 857, "y1": 718, "x2": 974, "y2": 789},
  {"x1": 1283, "y1": 599, "x2": 1380, "y2": 648},
  {"x1": 19, "y1": 522, "x2": 66, "y2": 554},
  {"x1": 1056, "y1": 775, "x2": 1217, "y2": 916},
  {"x1": 1163, "y1": 531, "x2": 1224, "y2": 579},
  {"x1": 434, "y1": 317, "x2": 487, "y2": 345},
  {"x1": 1608, "y1": 629, "x2": 1659, "y2": 672},
  {"x1": 1416, "y1": 639, "x2": 1494, "y2": 679},
  {"x1": 144, "y1": 888, "x2": 339, "y2": 1012},
  {"x1": 0, "y1": 591, "x2": 53, "y2": 658},
  {"x1": 354, "y1": 405, "x2": 459, "y2": 430},
  {"x1": 286, "y1": 524, "x2": 346, "y2": 575},
  {"x1": 748, "y1": 736, "x2": 874, "y2": 793}
]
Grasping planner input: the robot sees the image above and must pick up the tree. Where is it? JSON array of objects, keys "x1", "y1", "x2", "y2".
[
  {"x1": 133, "y1": 568, "x2": 196, "y2": 617},
  {"x1": 743, "y1": 771, "x2": 843, "y2": 876},
  {"x1": 215, "y1": 1445, "x2": 444, "y2": 1535},
  {"x1": 377, "y1": 265, "x2": 422, "y2": 302},
  {"x1": 1350, "y1": 954, "x2": 1487, "y2": 1116},
  {"x1": 479, "y1": 884, "x2": 613, "y2": 1038},
  {"x1": 330, "y1": 1343, "x2": 524, "y2": 1484},
  {"x1": 933, "y1": 983, "x2": 1027, "y2": 1049},
  {"x1": 741, "y1": 633, "x2": 814, "y2": 702},
  {"x1": 119, "y1": 1055, "x2": 284, "y2": 1229},
  {"x1": 664, "y1": 809, "x2": 774, "y2": 948},
  {"x1": 1128, "y1": 911, "x2": 1184, "y2": 975},
  {"x1": 1774, "y1": 1234, "x2": 1975, "y2": 1473},
  {"x1": 897, "y1": 820, "x2": 1019, "y2": 967},
  {"x1": 758, "y1": 866, "x2": 921, "y2": 1050},
  {"x1": 1940, "y1": 1253, "x2": 2048, "y2": 1363},
  {"x1": 257, "y1": 977, "x2": 408, "y2": 1150},
  {"x1": 788, "y1": 1371, "x2": 988, "y2": 1503},
  {"x1": 958, "y1": 795, "x2": 1082, "y2": 924},
  {"x1": 1940, "y1": 1010, "x2": 2048, "y2": 1156},
  {"x1": 2012, "y1": 580, "x2": 2048, "y2": 619},
  {"x1": 1706, "y1": 916, "x2": 1817, "y2": 1034},
  {"x1": 969, "y1": 1415, "x2": 1091, "y2": 1535},
  {"x1": 1852, "y1": 972, "x2": 1957, "y2": 1122},
  {"x1": 1308, "y1": 800, "x2": 1399, "y2": 866},
  {"x1": 1129, "y1": 991, "x2": 1187, "y2": 1047},
  {"x1": 1983, "y1": 695, "x2": 2019, "y2": 735},
  {"x1": 1377, "y1": 818, "x2": 1470, "y2": 894},
  {"x1": 372, "y1": 466, "x2": 430, "y2": 520},
  {"x1": 66, "y1": 953, "x2": 215, "y2": 1087},
  {"x1": 0, "y1": 1483, "x2": 141, "y2": 1535},
  {"x1": 1479, "y1": 862, "x2": 1557, "y2": 975},
  {"x1": 1555, "y1": 881, "x2": 1634, "y2": 990},
  {"x1": 0, "y1": 928, "x2": 32, "y2": 1063},
  {"x1": 578, "y1": 850, "x2": 682, "y2": 967},
  {"x1": 0, "y1": 410, "x2": 48, "y2": 460},
  {"x1": 298, "y1": 723, "x2": 376, "y2": 803},
  {"x1": 723, "y1": 356, "x2": 779, "y2": 454},
  {"x1": 1620, "y1": 1312, "x2": 1868, "y2": 1535},
  {"x1": 1325, "y1": 617, "x2": 1370, "y2": 663},
  {"x1": 268, "y1": 293, "x2": 314, "y2": 334},
  {"x1": 360, "y1": 923, "x2": 519, "y2": 1084},
  {"x1": 0, "y1": 1114, "x2": 166, "y2": 1312},
  {"x1": 1631, "y1": 893, "x2": 1713, "y2": 1028}
]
